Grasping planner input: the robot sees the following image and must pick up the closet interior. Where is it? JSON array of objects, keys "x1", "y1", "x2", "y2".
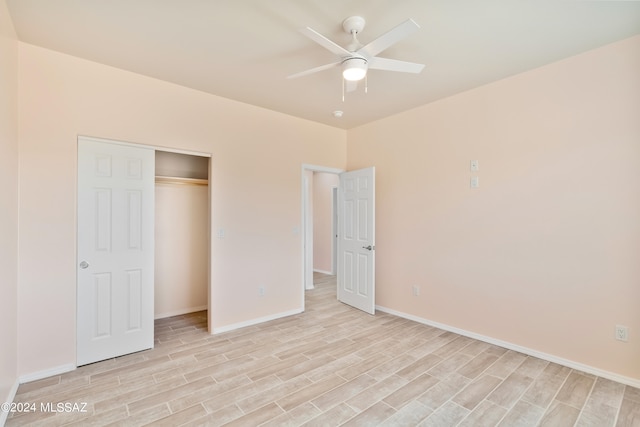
[{"x1": 154, "y1": 150, "x2": 210, "y2": 319}]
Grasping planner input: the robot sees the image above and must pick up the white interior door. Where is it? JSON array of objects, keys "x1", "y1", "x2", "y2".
[
  {"x1": 337, "y1": 167, "x2": 375, "y2": 314},
  {"x1": 77, "y1": 137, "x2": 155, "y2": 366}
]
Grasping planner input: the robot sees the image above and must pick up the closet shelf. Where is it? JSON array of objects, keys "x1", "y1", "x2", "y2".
[{"x1": 155, "y1": 176, "x2": 208, "y2": 186}]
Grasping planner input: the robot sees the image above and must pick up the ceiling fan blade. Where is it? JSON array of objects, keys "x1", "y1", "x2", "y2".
[
  {"x1": 299, "y1": 26, "x2": 352, "y2": 57},
  {"x1": 287, "y1": 61, "x2": 340, "y2": 79},
  {"x1": 358, "y1": 19, "x2": 420, "y2": 59},
  {"x1": 368, "y1": 57, "x2": 425, "y2": 74}
]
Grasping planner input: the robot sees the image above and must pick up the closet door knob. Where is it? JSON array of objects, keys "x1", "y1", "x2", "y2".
[{"x1": 79, "y1": 261, "x2": 89, "y2": 269}]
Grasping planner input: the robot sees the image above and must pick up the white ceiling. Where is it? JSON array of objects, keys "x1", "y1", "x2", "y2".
[{"x1": 7, "y1": 0, "x2": 640, "y2": 129}]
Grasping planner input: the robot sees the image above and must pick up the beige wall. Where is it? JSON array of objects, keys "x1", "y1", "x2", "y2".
[
  {"x1": 313, "y1": 172, "x2": 339, "y2": 273},
  {"x1": 348, "y1": 36, "x2": 640, "y2": 382},
  {"x1": 17, "y1": 43, "x2": 346, "y2": 377},
  {"x1": 155, "y1": 182, "x2": 209, "y2": 319},
  {"x1": 0, "y1": 0, "x2": 19, "y2": 408}
]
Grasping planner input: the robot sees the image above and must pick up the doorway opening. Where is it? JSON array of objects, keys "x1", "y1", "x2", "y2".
[
  {"x1": 302, "y1": 165, "x2": 377, "y2": 315},
  {"x1": 301, "y1": 164, "x2": 343, "y2": 310},
  {"x1": 154, "y1": 150, "x2": 210, "y2": 321}
]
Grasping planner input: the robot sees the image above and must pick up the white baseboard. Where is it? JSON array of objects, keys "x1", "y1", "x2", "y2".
[
  {"x1": 154, "y1": 305, "x2": 208, "y2": 320},
  {"x1": 0, "y1": 379, "x2": 20, "y2": 426},
  {"x1": 18, "y1": 364, "x2": 76, "y2": 385},
  {"x1": 212, "y1": 308, "x2": 303, "y2": 334},
  {"x1": 313, "y1": 269, "x2": 333, "y2": 275},
  {"x1": 376, "y1": 305, "x2": 640, "y2": 389}
]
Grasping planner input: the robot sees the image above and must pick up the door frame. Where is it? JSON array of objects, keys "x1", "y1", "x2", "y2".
[
  {"x1": 300, "y1": 164, "x2": 344, "y2": 311},
  {"x1": 76, "y1": 135, "x2": 214, "y2": 356},
  {"x1": 331, "y1": 186, "x2": 338, "y2": 275}
]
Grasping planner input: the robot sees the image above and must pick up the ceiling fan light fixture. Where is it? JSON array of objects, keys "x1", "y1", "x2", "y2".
[{"x1": 342, "y1": 57, "x2": 367, "y2": 81}]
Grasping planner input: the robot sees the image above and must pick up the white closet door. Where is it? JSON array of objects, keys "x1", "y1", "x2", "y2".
[{"x1": 77, "y1": 137, "x2": 155, "y2": 366}]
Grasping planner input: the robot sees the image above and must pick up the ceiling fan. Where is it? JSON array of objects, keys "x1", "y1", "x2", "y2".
[{"x1": 288, "y1": 16, "x2": 425, "y2": 93}]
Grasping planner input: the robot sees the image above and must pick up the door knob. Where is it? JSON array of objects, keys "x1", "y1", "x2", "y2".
[
  {"x1": 79, "y1": 261, "x2": 89, "y2": 269},
  {"x1": 362, "y1": 245, "x2": 374, "y2": 251}
]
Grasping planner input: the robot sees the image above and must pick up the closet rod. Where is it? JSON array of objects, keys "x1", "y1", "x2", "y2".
[{"x1": 155, "y1": 176, "x2": 208, "y2": 186}]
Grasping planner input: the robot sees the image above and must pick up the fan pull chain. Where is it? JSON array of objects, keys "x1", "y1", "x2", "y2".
[
  {"x1": 365, "y1": 74, "x2": 368, "y2": 94},
  {"x1": 342, "y1": 78, "x2": 345, "y2": 102}
]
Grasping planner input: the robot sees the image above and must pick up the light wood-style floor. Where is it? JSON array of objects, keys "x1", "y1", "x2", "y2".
[{"x1": 6, "y1": 273, "x2": 640, "y2": 426}]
